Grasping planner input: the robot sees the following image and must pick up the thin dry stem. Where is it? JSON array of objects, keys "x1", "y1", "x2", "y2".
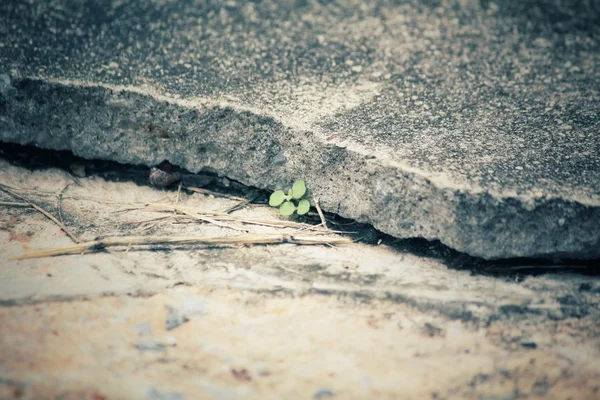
[
  {"x1": 220, "y1": 190, "x2": 260, "y2": 214},
  {"x1": 0, "y1": 201, "x2": 31, "y2": 207},
  {"x1": 142, "y1": 203, "x2": 341, "y2": 233},
  {"x1": 57, "y1": 182, "x2": 72, "y2": 224},
  {"x1": 31, "y1": 204, "x2": 81, "y2": 243},
  {"x1": 11, "y1": 233, "x2": 352, "y2": 260},
  {"x1": 0, "y1": 184, "x2": 81, "y2": 243},
  {"x1": 220, "y1": 200, "x2": 247, "y2": 214},
  {"x1": 313, "y1": 197, "x2": 329, "y2": 230},
  {"x1": 184, "y1": 186, "x2": 246, "y2": 201},
  {"x1": 126, "y1": 215, "x2": 173, "y2": 224},
  {"x1": 174, "y1": 182, "x2": 183, "y2": 210},
  {"x1": 176, "y1": 208, "x2": 248, "y2": 232}
]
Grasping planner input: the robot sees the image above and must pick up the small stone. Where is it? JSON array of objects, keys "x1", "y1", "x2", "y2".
[
  {"x1": 165, "y1": 305, "x2": 189, "y2": 331},
  {"x1": 272, "y1": 151, "x2": 287, "y2": 166},
  {"x1": 313, "y1": 389, "x2": 334, "y2": 399},
  {"x1": 70, "y1": 162, "x2": 86, "y2": 177},
  {"x1": 146, "y1": 387, "x2": 185, "y2": 400},
  {"x1": 135, "y1": 339, "x2": 166, "y2": 352},
  {"x1": 521, "y1": 341, "x2": 537, "y2": 349},
  {"x1": 558, "y1": 124, "x2": 572, "y2": 131},
  {"x1": 149, "y1": 167, "x2": 181, "y2": 188}
]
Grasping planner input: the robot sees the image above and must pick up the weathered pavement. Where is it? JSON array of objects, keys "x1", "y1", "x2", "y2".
[
  {"x1": 1, "y1": 2, "x2": 600, "y2": 398},
  {"x1": 1, "y1": 0, "x2": 599, "y2": 259},
  {"x1": 1, "y1": 158, "x2": 599, "y2": 399}
]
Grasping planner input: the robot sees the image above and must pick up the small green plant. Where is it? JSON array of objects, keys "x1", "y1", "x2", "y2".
[{"x1": 269, "y1": 180, "x2": 311, "y2": 216}]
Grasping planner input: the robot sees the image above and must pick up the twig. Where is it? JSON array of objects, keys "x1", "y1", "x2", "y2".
[
  {"x1": 220, "y1": 190, "x2": 260, "y2": 214},
  {"x1": 183, "y1": 186, "x2": 246, "y2": 201},
  {"x1": 31, "y1": 204, "x2": 81, "y2": 243},
  {"x1": 11, "y1": 233, "x2": 352, "y2": 260},
  {"x1": 125, "y1": 239, "x2": 133, "y2": 253},
  {"x1": 277, "y1": 265, "x2": 305, "y2": 276},
  {"x1": 176, "y1": 208, "x2": 248, "y2": 232},
  {"x1": 174, "y1": 182, "x2": 183, "y2": 208},
  {"x1": 126, "y1": 215, "x2": 173, "y2": 224},
  {"x1": 313, "y1": 197, "x2": 329, "y2": 230},
  {"x1": 220, "y1": 200, "x2": 247, "y2": 214},
  {"x1": 57, "y1": 182, "x2": 72, "y2": 224},
  {"x1": 0, "y1": 183, "x2": 57, "y2": 196},
  {"x1": 0, "y1": 201, "x2": 31, "y2": 208},
  {"x1": 141, "y1": 203, "x2": 343, "y2": 233},
  {"x1": 134, "y1": 219, "x2": 167, "y2": 234},
  {"x1": 67, "y1": 173, "x2": 83, "y2": 186},
  {"x1": 0, "y1": 184, "x2": 81, "y2": 243}
]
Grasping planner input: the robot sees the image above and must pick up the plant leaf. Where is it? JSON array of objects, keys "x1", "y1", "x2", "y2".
[
  {"x1": 286, "y1": 188, "x2": 293, "y2": 200},
  {"x1": 296, "y1": 199, "x2": 310, "y2": 215},
  {"x1": 269, "y1": 190, "x2": 286, "y2": 207},
  {"x1": 292, "y1": 180, "x2": 306, "y2": 199},
  {"x1": 279, "y1": 201, "x2": 296, "y2": 216}
]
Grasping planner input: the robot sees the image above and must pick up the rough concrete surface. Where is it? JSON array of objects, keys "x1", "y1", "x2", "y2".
[
  {"x1": 1, "y1": 0, "x2": 599, "y2": 259},
  {"x1": 1, "y1": 157, "x2": 600, "y2": 399}
]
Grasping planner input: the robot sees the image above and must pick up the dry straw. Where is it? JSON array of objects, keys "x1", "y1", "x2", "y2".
[{"x1": 11, "y1": 234, "x2": 352, "y2": 260}]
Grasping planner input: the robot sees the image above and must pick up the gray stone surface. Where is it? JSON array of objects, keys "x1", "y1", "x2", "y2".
[{"x1": 1, "y1": 0, "x2": 599, "y2": 259}]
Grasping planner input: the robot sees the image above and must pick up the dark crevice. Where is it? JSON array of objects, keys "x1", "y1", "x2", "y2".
[{"x1": 1, "y1": 141, "x2": 599, "y2": 277}]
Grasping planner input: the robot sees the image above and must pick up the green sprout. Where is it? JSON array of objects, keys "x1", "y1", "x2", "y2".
[{"x1": 269, "y1": 180, "x2": 311, "y2": 216}]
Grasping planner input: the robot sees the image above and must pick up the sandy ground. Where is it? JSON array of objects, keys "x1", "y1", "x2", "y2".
[{"x1": 0, "y1": 157, "x2": 599, "y2": 400}]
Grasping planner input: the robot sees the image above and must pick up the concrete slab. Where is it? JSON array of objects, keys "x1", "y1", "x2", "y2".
[
  {"x1": 1, "y1": 0, "x2": 599, "y2": 259},
  {"x1": 1, "y1": 158, "x2": 599, "y2": 399}
]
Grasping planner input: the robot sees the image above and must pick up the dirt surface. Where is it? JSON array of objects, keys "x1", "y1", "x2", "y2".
[{"x1": 1, "y1": 154, "x2": 599, "y2": 399}]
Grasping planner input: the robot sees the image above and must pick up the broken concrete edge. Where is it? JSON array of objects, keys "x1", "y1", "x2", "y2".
[
  {"x1": 10, "y1": 76, "x2": 600, "y2": 206},
  {"x1": 1, "y1": 76, "x2": 599, "y2": 260}
]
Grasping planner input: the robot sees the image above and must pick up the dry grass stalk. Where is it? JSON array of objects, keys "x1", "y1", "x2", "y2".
[
  {"x1": 0, "y1": 201, "x2": 31, "y2": 207},
  {"x1": 174, "y1": 181, "x2": 183, "y2": 212},
  {"x1": 126, "y1": 215, "x2": 174, "y2": 224},
  {"x1": 0, "y1": 183, "x2": 171, "y2": 207},
  {"x1": 57, "y1": 182, "x2": 72, "y2": 224},
  {"x1": 220, "y1": 200, "x2": 247, "y2": 214},
  {"x1": 142, "y1": 203, "x2": 342, "y2": 233},
  {"x1": 0, "y1": 183, "x2": 57, "y2": 196},
  {"x1": 175, "y1": 208, "x2": 248, "y2": 232},
  {"x1": 0, "y1": 183, "x2": 81, "y2": 243},
  {"x1": 11, "y1": 233, "x2": 352, "y2": 260},
  {"x1": 184, "y1": 186, "x2": 247, "y2": 201},
  {"x1": 313, "y1": 197, "x2": 329, "y2": 230},
  {"x1": 133, "y1": 216, "x2": 174, "y2": 234},
  {"x1": 220, "y1": 190, "x2": 260, "y2": 214}
]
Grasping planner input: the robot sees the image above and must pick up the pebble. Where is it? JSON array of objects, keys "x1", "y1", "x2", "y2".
[
  {"x1": 313, "y1": 389, "x2": 334, "y2": 399},
  {"x1": 149, "y1": 167, "x2": 181, "y2": 188}
]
